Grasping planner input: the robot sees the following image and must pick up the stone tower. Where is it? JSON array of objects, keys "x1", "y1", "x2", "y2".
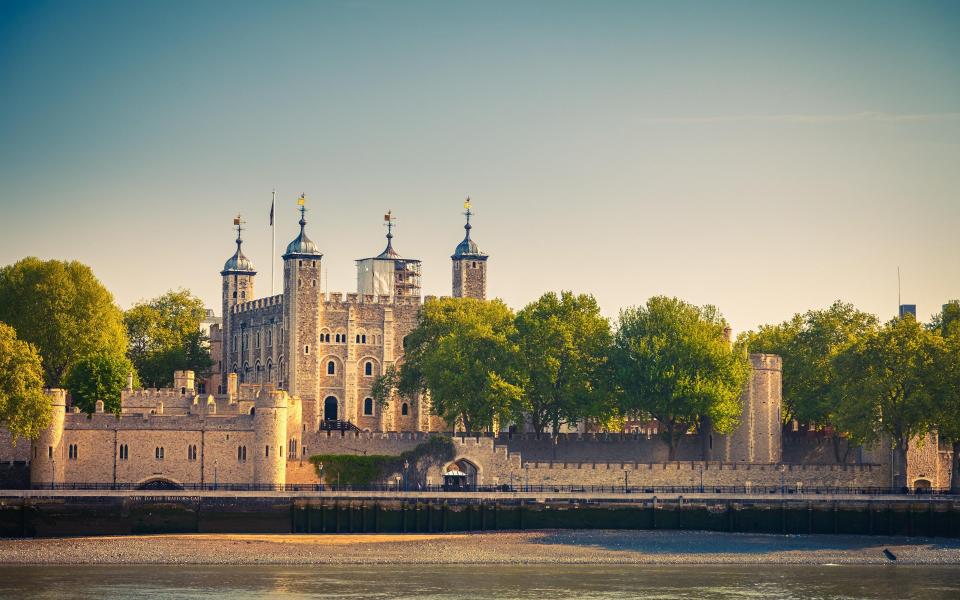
[
  {"x1": 221, "y1": 216, "x2": 256, "y2": 389},
  {"x1": 30, "y1": 389, "x2": 66, "y2": 488},
  {"x1": 283, "y1": 197, "x2": 323, "y2": 428},
  {"x1": 720, "y1": 353, "x2": 783, "y2": 463},
  {"x1": 253, "y1": 389, "x2": 288, "y2": 487},
  {"x1": 451, "y1": 198, "x2": 488, "y2": 299}
]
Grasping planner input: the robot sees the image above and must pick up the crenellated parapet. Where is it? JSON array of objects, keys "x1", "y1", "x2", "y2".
[
  {"x1": 231, "y1": 294, "x2": 284, "y2": 315},
  {"x1": 320, "y1": 292, "x2": 422, "y2": 309}
]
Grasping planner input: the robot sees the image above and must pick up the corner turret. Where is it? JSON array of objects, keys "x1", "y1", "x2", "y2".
[{"x1": 451, "y1": 197, "x2": 488, "y2": 299}]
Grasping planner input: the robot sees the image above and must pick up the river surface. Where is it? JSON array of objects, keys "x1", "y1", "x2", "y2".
[{"x1": 2, "y1": 564, "x2": 959, "y2": 599}]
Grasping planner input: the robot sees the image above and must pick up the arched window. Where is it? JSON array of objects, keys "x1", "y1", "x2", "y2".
[
  {"x1": 401, "y1": 403, "x2": 409, "y2": 416},
  {"x1": 362, "y1": 334, "x2": 367, "y2": 344},
  {"x1": 365, "y1": 361, "x2": 373, "y2": 376},
  {"x1": 249, "y1": 406, "x2": 256, "y2": 416},
  {"x1": 155, "y1": 447, "x2": 164, "y2": 460},
  {"x1": 68, "y1": 444, "x2": 78, "y2": 460},
  {"x1": 327, "y1": 360, "x2": 335, "y2": 375},
  {"x1": 238, "y1": 446, "x2": 247, "y2": 461},
  {"x1": 363, "y1": 397, "x2": 374, "y2": 416},
  {"x1": 118, "y1": 444, "x2": 128, "y2": 460},
  {"x1": 356, "y1": 334, "x2": 361, "y2": 344},
  {"x1": 325, "y1": 333, "x2": 331, "y2": 342}
]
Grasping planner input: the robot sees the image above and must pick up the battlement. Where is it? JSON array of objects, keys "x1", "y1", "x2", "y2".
[
  {"x1": 232, "y1": 294, "x2": 284, "y2": 314},
  {"x1": 63, "y1": 411, "x2": 255, "y2": 431},
  {"x1": 749, "y1": 353, "x2": 782, "y2": 371},
  {"x1": 321, "y1": 292, "x2": 422, "y2": 307}
]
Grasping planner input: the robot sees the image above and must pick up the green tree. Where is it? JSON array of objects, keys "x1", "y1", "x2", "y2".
[
  {"x1": 612, "y1": 296, "x2": 749, "y2": 460},
  {"x1": 513, "y1": 291, "x2": 612, "y2": 434},
  {"x1": 125, "y1": 289, "x2": 212, "y2": 387},
  {"x1": 0, "y1": 258, "x2": 127, "y2": 386},
  {"x1": 741, "y1": 301, "x2": 878, "y2": 462},
  {"x1": 833, "y1": 315, "x2": 942, "y2": 489},
  {"x1": 64, "y1": 352, "x2": 137, "y2": 414},
  {"x1": 0, "y1": 322, "x2": 50, "y2": 441},
  {"x1": 928, "y1": 299, "x2": 960, "y2": 337},
  {"x1": 399, "y1": 297, "x2": 521, "y2": 432},
  {"x1": 930, "y1": 301, "x2": 960, "y2": 493}
]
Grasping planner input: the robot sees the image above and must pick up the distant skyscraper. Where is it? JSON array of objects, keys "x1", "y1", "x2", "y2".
[{"x1": 899, "y1": 304, "x2": 917, "y2": 319}]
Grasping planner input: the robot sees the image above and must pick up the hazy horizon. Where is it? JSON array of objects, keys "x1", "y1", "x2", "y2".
[{"x1": 1, "y1": 1, "x2": 958, "y2": 333}]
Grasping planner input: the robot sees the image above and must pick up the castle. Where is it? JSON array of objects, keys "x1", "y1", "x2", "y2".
[
  {"x1": 209, "y1": 201, "x2": 487, "y2": 434},
  {"x1": 0, "y1": 202, "x2": 953, "y2": 492}
]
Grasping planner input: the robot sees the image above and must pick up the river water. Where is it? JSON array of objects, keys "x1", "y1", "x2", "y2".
[{"x1": 2, "y1": 564, "x2": 959, "y2": 599}]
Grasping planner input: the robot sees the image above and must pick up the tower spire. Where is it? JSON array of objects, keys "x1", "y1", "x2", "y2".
[
  {"x1": 297, "y1": 193, "x2": 307, "y2": 231},
  {"x1": 233, "y1": 213, "x2": 245, "y2": 249},
  {"x1": 462, "y1": 196, "x2": 472, "y2": 238},
  {"x1": 384, "y1": 209, "x2": 395, "y2": 248}
]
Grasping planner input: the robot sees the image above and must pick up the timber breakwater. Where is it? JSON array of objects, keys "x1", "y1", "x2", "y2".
[{"x1": 1, "y1": 491, "x2": 959, "y2": 538}]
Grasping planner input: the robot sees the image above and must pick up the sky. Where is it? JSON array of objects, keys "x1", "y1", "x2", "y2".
[{"x1": 1, "y1": 0, "x2": 958, "y2": 334}]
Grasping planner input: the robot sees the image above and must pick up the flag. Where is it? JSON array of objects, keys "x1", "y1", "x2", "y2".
[
  {"x1": 269, "y1": 197, "x2": 274, "y2": 226},
  {"x1": 233, "y1": 216, "x2": 241, "y2": 226},
  {"x1": 297, "y1": 194, "x2": 305, "y2": 206},
  {"x1": 464, "y1": 196, "x2": 471, "y2": 210},
  {"x1": 384, "y1": 211, "x2": 391, "y2": 222}
]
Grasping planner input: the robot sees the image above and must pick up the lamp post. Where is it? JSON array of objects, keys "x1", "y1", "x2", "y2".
[
  {"x1": 403, "y1": 459, "x2": 409, "y2": 492},
  {"x1": 524, "y1": 463, "x2": 529, "y2": 492},
  {"x1": 780, "y1": 464, "x2": 786, "y2": 495},
  {"x1": 318, "y1": 461, "x2": 324, "y2": 492},
  {"x1": 699, "y1": 464, "x2": 704, "y2": 493},
  {"x1": 214, "y1": 459, "x2": 218, "y2": 490}
]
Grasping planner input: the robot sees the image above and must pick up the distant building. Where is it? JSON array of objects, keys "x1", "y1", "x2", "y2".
[{"x1": 899, "y1": 304, "x2": 917, "y2": 319}]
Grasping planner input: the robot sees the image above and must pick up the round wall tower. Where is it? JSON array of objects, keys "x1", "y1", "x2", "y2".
[
  {"x1": 253, "y1": 390, "x2": 288, "y2": 487},
  {"x1": 30, "y1": 389, "x2": 66, "y2": 487},
  {"x1": 720, "y1": 353, "x2": 783, "y2": 464}
]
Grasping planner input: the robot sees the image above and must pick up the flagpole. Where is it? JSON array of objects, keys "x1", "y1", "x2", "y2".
[{"x1": 271, "y1": 189, "x2": 276, "y2": 296}]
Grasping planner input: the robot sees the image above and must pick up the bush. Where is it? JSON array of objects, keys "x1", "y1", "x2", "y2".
[{"x1": 309, "y1": 435, "x2": 455, "y2": 486}]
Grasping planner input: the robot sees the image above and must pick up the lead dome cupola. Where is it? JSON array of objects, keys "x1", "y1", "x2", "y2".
[
  {"x1": 221, "y1": 216, "x2": 257, "y2": 275},
  {"x1": 283, "y1": 198, "x2": 323, "y2": 260}
]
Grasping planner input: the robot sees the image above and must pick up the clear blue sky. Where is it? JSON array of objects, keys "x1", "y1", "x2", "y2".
[{"x1": 1, "y1": 0, "x2": 958, "y2": 332}]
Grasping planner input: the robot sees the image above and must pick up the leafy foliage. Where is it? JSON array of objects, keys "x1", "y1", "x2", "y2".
[
  {"x1": 125, "y1": 289, "x2": 212, "y2": 388},
  {"x1": 310, "y1": 435, "x2": 455, "y2": 486},
  {"x1": 513, "y1": 291, "x2": 612, "y2": 434},
  {"x1": 0, "y1": 322, "x2": 50, "y2": 441},
  {"x1": 398, "y1": 297, "x2": 521, "y2": 432},
  {"x1": 0, "y1": 258, "x2": 127, "y2": 386},
  {"x1": 832, "y1": 315, "x2": 943, "y2": 488},
  {"x1": 64, "y1": 352, "x2": 137, "y2": 414},
  {"x1": 611, "y1": 296, "x2": 749, "y2": 459}
]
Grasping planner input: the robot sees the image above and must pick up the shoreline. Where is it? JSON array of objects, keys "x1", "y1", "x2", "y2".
[{"x1": 2, "y1": 530, "x2": 960, "y2": 565}]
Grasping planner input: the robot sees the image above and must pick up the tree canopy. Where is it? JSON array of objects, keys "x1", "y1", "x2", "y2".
[
  {"x1": 64, "y1": 352, "x2": 137, "y2": 415},
  {"x1": 612, "y1": 296, "x2": 749, "y2": 459},
  {"x1": 398, "y1": 297, "x2": 521, "y2": 432},
  {"x1": 0, "y1": 322, "x2": 50, "y2": 441},
  {"x1": 513, "y1": 291, "x2": 612, "y2": 434},
  {"x1": 0, "y1": 258, "x2": 127, "y2": 386},
  {"x1": 125, "y1": 289, "x2": 212, "y2": 388},
  {"x1": 832, "y1": 315, "x2": 943, "y2": 488}
]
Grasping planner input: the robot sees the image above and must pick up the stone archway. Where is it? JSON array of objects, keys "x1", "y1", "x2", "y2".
[
  {"x1": 136, "y1": 477, "x2": 184, "y2": 491},
  {"x1": 324, "y1": 396, "x2": 338, "y2": 421},
  {"x1": 445, "y1": 458, "x2": 480, "y2": 489},
  {"x1": 913, "y1": 478, "x2": 932, "y2": 491}
]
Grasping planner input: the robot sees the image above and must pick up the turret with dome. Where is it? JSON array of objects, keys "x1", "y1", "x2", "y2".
[{"x1": 451, "y1": 197, "x2": 488, "y2": 299}]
